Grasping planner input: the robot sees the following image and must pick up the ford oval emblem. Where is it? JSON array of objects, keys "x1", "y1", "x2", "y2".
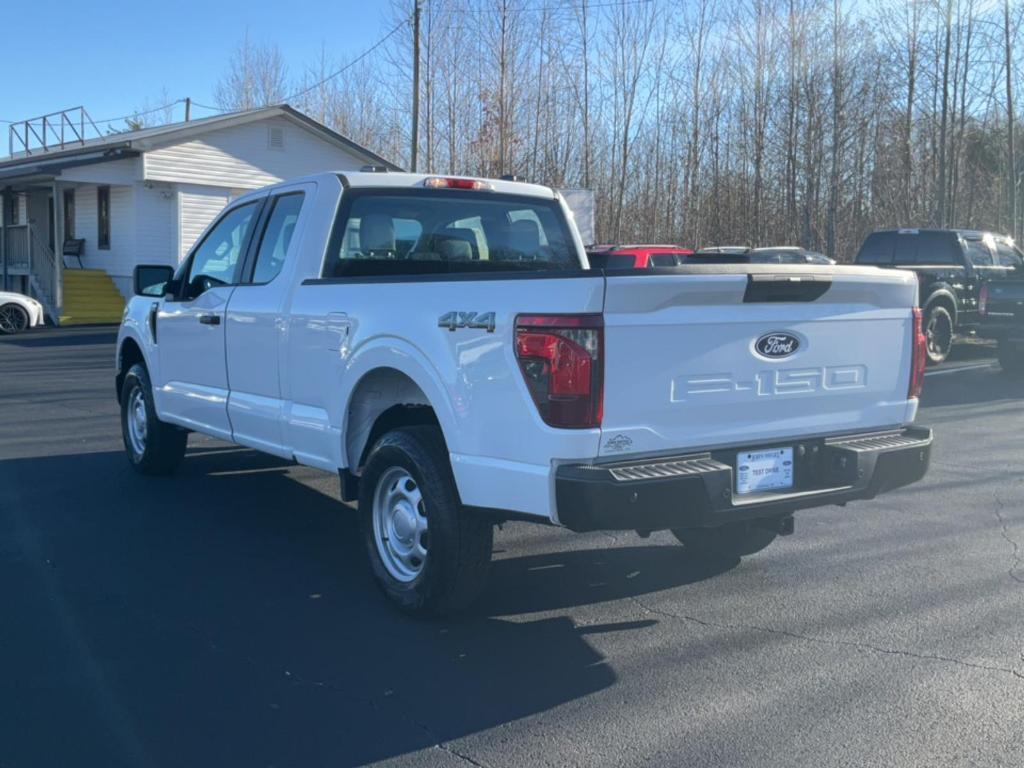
[{"x1": 755, "y1": 332, "x2": 800, "y2": 358}]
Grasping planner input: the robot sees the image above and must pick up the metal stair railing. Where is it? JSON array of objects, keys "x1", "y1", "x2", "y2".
[{"x1": 26, "y1": 225, "x2": 60, "y2": 324}]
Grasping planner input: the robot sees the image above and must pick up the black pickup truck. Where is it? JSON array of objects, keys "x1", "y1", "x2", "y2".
[
  {"x1": 855, "y1": 229, "x2": 1023, "y2": 364},
  {"x1": 980, "y1": 279, "x2": 1024, "y2": 374}
]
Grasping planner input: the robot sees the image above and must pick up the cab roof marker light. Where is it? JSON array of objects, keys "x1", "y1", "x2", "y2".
[{"x1": 423, "y1": 177, "x2": 493, "y2": 191}]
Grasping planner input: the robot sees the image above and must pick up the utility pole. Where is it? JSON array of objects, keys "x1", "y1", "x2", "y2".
[
  {"x1": 411, "y1": 0, "x2": 422, "y2": 172},
  {"x1": 185, "y1": 97, "x2": 191, "y2": 122},
  {"x1": 1005, "y1": 0, "x2": 1016, "y2": 239}
]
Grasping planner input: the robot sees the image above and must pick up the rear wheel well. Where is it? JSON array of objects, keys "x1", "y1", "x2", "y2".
[
  {"x1": 341, "y1": 368, "x2": 445, "y2": 501},
  {"x1": 924, "y1": 294, "x2": 957, "y2": 326},
  {"x1": 116, "y1": 338, "x2": 145, "y2": 402}
]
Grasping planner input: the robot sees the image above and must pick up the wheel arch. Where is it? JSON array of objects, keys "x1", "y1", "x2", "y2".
[
  {"x1": 922, "y1": 288, "x2": 958, "y2": 325},
  {"x1": 338, "y1": 342, "x2": 461, "y2": 476},
  {"x1": 116, "y1": 335, "x2": 147, "y2": 403}
]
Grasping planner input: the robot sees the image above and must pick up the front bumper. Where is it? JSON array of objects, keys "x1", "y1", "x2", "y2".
[{"x1": 555, "y1": 427, "x2": 933, "y2": 532}]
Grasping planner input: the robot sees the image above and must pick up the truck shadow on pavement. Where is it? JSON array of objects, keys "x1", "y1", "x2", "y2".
[{"x1": 0, "y1": 444, "x2": 722, "y2": 768}]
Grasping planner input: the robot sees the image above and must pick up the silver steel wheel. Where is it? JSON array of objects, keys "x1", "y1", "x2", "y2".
[
  {"x1": 126, "y1": 386, "x2": 148, "y2": 457},
  {"x1": 372, "y1": 467, "x2": 429, "y2": 583},
  {"x1": 0, "y1": 304, "x2": 29, "y2": 334}
]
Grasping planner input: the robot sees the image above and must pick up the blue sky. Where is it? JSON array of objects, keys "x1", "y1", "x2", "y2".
[{"x1": 0, "y1": 0, "x2": 391, "y2": 130}]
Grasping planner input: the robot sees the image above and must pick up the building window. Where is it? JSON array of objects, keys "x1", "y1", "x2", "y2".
[
  {"x1": 97, "y1": 186, "x2": 110, "y2": 249},
  {"x1": 63, "y1": 188, "x2": 76, "y2": 241},
  {"x1": 7, "y1": 194, "x2": 19, "y2": 225}
]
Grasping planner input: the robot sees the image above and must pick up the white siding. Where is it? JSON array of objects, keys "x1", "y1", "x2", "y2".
[
  {"x1": 73, "y1": 184, "x2": 136, "y2": 297},
  {"x1": 144, "y1": 116, "x2": 368, "y2": 189},
  {"x1": 134, "y1": 182, "x2": 178, "y2": 267},
  {"x1": 61, "y1": 157, "x2": 141, "y2": 185},
  {"x1": 177, "y1": 185, "x2": 230, "y2": 260}
]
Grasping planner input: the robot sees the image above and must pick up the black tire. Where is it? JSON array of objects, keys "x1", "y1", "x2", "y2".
[
  {"x1": 671, "y1": 520, "x2": 779, "y2": 561},
  {"x1": 997, "y1": 339, "x2": 1024, "y2": 377},
  {"x1": 120, "y1": 363, "x2": 187, "y2": 475},
  {"x1": 0, "y1": 303, "x2": 29, "y2": 335},
  {"x1": 358, "y1": 425, "x2": 493, "y2": 617},
  {"x1": 923, "y1": 304, "x2": 954, "y2": 365}
]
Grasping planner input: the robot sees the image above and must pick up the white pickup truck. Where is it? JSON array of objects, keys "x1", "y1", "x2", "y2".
[{"x1": 117, "y1": 171, "x2": 933, "y2": 615}]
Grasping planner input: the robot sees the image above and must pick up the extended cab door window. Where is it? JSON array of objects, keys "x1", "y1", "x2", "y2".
[
  {"x1": 182, "y1": 202, "x2": 260, "y2": 299},
  {"x1": 963, "y1": 239, "x2": 994, "y2": 267},
  {"x1": 994, "y1": 240, "x2": 1023, "y2": 270},
  {"x1": 248, "y1": 193, "x2": 305, "y2": 284}
]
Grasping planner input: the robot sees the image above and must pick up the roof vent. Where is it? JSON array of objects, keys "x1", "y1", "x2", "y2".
[{"x1": 268, "y1": 126, "x2": 285, "y2": 150}]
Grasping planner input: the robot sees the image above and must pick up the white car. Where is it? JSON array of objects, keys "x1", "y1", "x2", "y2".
[
  {"x1": 0, "y1": 291, "x2": 45, "y2": 334},
  {"x1": 115, "y1": 170, "x2": 933, "y2": 616}
]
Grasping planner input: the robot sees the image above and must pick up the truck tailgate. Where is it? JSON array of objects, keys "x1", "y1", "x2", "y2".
[{"x1": 599, "y1": 266, "x2": 919, "y2": 458}]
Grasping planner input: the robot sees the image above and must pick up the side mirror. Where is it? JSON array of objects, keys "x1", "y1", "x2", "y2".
[{"x1": 133, "y1": 264, "x2": 175, "y2": 297}]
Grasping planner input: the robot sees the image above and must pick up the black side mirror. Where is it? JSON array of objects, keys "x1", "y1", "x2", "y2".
[{"x1": 133, "y1": 264, "x2": 175, "y2": 297}]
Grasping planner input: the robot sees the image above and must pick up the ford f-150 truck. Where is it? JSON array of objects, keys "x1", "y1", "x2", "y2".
[{"x1": 117, "y1": 171, "x2": 933, "y2": 615}]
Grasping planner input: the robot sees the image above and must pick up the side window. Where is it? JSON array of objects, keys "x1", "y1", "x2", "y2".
[
  {"x1": 650, "y1": 253, "x2": 678, "y2": 267},
  {"x1": 856, "y1": 232, "x2": 894, "y2": 264},
  {"x1": 963, "y1": 240, "x2": 994, "y2": 267},
  {"x1": 250, "y1": 193, "x2": 304, "y2": 284},
  {"x1": 185, "y1": 202, "x2": 259, "y2": 297},
  {"x1": 995, "y1": 241, "x2": 1023, "y2": 268}
]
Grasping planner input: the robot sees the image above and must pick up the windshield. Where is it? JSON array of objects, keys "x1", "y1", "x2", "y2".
[{"x1": 322, "y1": 189, "x2": 581, "y2": 278}]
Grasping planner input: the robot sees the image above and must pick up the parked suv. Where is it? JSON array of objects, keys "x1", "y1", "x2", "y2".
[{"x1": 855, "y1": 229, "x2": 1024, "y2": 363}]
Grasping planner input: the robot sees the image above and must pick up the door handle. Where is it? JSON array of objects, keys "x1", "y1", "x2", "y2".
[{"x1": 198, "y1": 313, "x2": 221, "y2": 325}]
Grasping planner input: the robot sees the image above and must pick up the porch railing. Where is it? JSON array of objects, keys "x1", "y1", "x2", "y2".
[
  {"x1": 2, "y1": 223, "x2": 59, "y2": 322},
  {"x1": 5, "y1": 225, "x2": 29, "y2": 270},
  {"x1": 27, "y1": 225, "x2": 58, "y2": 313}
]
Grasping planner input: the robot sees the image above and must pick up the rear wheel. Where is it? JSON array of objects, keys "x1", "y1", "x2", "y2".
[
  {"x1": 671, "y1": 520, "x2": 779, "y2": 561},
  {"x1": 120, "y1": 363, "x2": 188, "y2": 475},
  {"x1": 923, "y1": 305, "x2": 954, "y2": 365},
  {"x1": 997, "y1": 339, "x2": 1024, "y2": 377},
  {"x1": 0, "y1": 303, "x2": 29, "y2": 335},
  {"x1": 358, "y1": 425, "x2": 493, "y2": 616}
]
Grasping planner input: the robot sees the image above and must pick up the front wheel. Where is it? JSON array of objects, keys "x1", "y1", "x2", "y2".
[
  {"x1": 671, "y1": 521, "x2": 779, "y2": 561},
  {"x1": 0, "y1": 303, "x2": 29, "y2": 335},
  {"x1": 120, "y1": 363, "x2": 188, "y2": 475},
  {"x1": 358, "y1": 425, "x2": 493, "y2": 616},
  {"x1": 997, "y1": 339, "x2": 1024, "y2": 377},
  {"x1": 923, "y1": 305, "x2": 954, "y2": 365}
]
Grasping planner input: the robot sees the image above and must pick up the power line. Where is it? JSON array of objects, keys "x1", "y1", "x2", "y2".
[
  {"x1": 285, "y1": 18, "x2": 410, "y2": 103},
  {"x1": 92, "y1": 99, "x2": 185, "y2": 126},
  {"x1": 448, "y1": 0, "x2": 652, "y2": 14}
]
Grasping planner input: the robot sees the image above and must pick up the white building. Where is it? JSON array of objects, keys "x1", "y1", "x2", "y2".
[{"x1": 0, "y1": 105, "x2": 399, "y2": 323}]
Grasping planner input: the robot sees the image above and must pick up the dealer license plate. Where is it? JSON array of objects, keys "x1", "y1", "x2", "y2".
[{"x1": 736, "y1": 447, "x2": 794, "y2": 495}]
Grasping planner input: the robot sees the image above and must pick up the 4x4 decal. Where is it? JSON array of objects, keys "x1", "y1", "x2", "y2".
[{"x1": 438, "y1": 311, "x2": 496, "y2": 333}]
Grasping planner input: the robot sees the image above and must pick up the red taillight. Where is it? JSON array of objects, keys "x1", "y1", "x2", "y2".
[
  {"x1": 423, "y1": 176, "x2": 492, "y2": 191},
  {"x1": 979, "y1": 283, "x2": 989, "y2": 317},
  {"x1": 910, "y1": 307, "x2": 927, "y2": 399},
  {"x1": 515, "y1": 314, "x2": 603, "y2": 429}
]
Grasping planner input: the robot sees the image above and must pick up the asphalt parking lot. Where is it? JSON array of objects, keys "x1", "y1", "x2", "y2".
[{"x1": 2, "y1": 326, "x2": 1022, "y2": 768}]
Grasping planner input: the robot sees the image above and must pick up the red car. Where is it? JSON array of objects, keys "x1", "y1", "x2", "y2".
[{"x1": 586, "y1": 244, "x2": 695, "y2": 269}]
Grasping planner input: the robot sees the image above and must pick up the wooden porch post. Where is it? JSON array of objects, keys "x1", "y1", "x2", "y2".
[{"x1": 52, "y1": 181, "x2": 64, "y2": 316}]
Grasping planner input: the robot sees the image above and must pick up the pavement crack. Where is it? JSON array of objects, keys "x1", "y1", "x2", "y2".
[
  {"x1": 627, "y1": 596, "x2": 1024, "y2": 684},
  {"x1": 991, "y1": 493, "x2": 1024, "y2": 585}
]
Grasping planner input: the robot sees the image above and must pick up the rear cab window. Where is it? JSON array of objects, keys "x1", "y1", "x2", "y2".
[
  {"x1": 855, "y1": 232, "x2": 894, "y2": 264},
  {"x1": 892, "y1": 231, "x2": 960, "y2": 265},
  {"x1": 322, "y1": 188, "x2": 582, "y2": 278}
]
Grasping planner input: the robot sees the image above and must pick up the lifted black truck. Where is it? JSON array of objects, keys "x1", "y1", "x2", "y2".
[{"x1": 855, "y1": 229, "x2": 1024, "y2": 364}]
